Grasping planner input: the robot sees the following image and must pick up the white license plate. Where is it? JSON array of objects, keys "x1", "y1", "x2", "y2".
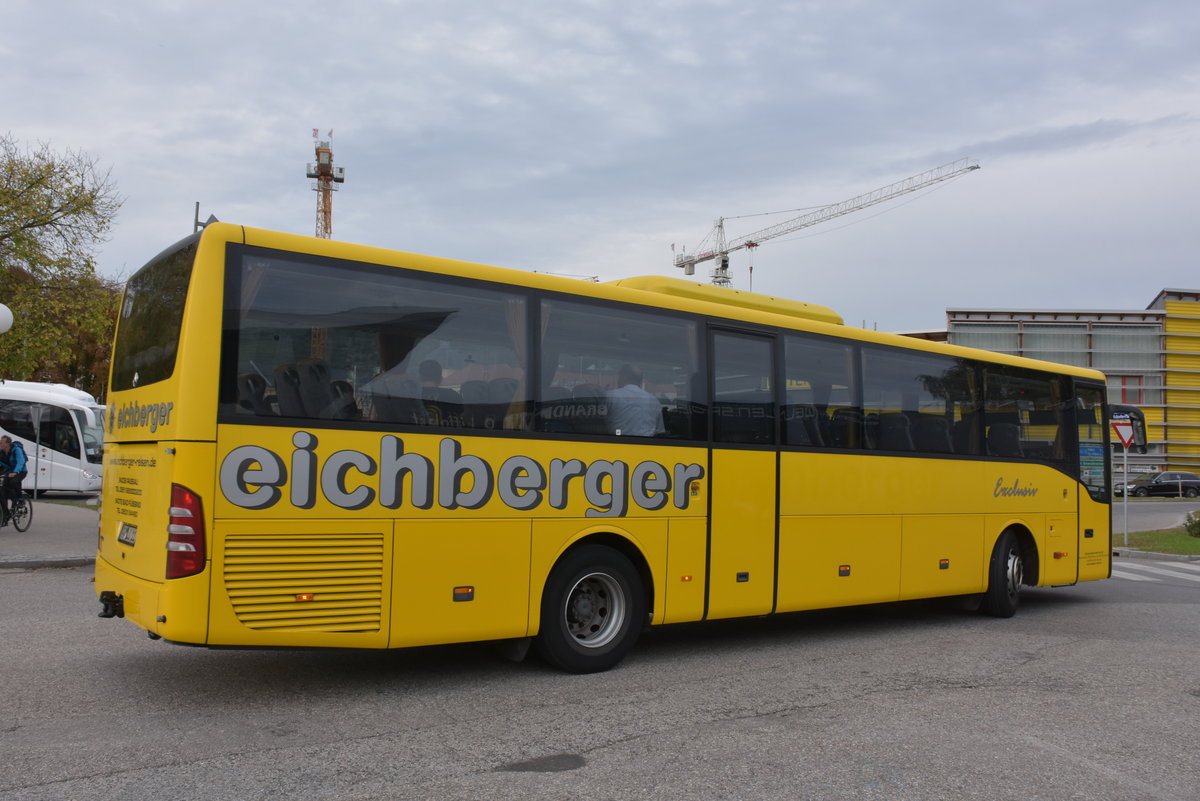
[{"x1": 117, "y1": 522, "x2": 137, "y2": 546}]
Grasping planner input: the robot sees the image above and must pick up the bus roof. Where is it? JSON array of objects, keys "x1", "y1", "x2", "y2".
[{"x1": 0, "y1": 379, "x2": 101, "y2": 407}]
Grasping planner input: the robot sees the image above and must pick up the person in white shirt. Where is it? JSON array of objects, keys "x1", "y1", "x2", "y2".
[{"x1": 606, "y1": 365, "x2": 664, "y2": 437}]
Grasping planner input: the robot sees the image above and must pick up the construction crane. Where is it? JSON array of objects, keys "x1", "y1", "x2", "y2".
[
  {"x1": 306, "y1": 130, "x2": 346, "y2": 239},
  {"x1": 674, "y1": 158, "x2": 980, "y2": 286}
]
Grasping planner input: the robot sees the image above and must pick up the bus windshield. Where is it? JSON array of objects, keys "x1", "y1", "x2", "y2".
[
  {"x1": 72, "y1": 408, "x2": 104, "y2": 464},
  {"x1": 110, "y1": 236, "x2": 198, "y2": 391}
]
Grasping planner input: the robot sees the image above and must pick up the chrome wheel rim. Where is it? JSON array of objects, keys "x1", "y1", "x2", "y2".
[
  {"x1": 1005, "y1": 547, "x2": 1023, "y2": 601},
  {"x1": 564, "y1": 572, "x2": 626, "y2": 649}
]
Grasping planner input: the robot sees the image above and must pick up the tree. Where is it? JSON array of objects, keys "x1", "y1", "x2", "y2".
[
  {"x1": 0, "y1": 133, "x2": 122, "y2": 278},
  {"x1": 0, "y1": 271, "x2": 123, "y2": 399},
  {"x1": 0, "y1": 134, "x2": 124, "y2": 397}
]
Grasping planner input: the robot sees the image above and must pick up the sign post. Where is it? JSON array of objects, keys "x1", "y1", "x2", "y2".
[
  {"x1": 29, "y1": 403, "x2": 45, "y2": 501},
  {"x1": 1111, "y1": 413, "x2": 1135, "y2": 547}
]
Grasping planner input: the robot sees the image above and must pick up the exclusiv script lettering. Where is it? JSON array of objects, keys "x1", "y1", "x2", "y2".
[
  {"x1": 994, "y1": 477, "x2": 1038, "y2": 498},
  {"x1": 220, "y1": 432, "x2": 705, "y2": 518}
]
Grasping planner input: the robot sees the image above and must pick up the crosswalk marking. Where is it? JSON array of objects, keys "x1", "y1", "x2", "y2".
[
  {"x1": 1111, "y1": 560, "x2": 1200, "y2": 584},
  {"x1": 1118, "y1": 563, "x2": 1200, "y2": 582},
  {"x1": 1111, "y1": 568, "x2": 1156, "y2": 582}
]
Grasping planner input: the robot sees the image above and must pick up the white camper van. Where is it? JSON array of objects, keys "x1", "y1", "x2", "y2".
[{"x1": 0, "y1": 380, "x2": 104, "y2": 493}]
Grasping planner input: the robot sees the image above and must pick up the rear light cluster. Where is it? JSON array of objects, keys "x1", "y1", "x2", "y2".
[{"x1": 166, "y1": 483, "x2": 206, "y2": 579}]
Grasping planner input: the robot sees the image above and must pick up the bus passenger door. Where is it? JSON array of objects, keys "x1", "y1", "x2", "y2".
[
  {"x1": 33, "y1": 440, "x2": 55, "y2": 491},
  {"x1": 707, "y1": 331, "x2": 778, "y2": 620}
]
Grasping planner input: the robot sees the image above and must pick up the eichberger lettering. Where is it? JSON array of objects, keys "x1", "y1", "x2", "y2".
[{"x1": 219, "y1": 433, "x2": 705, "y2": 517}]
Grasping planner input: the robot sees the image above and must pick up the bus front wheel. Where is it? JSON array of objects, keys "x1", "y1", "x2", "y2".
[
  {"x1": 980, "y1": 530, "x2": 1023, "y2": 618},
  {"x1": 535, "y1": 544, "x2": 645, "y2": 674}
]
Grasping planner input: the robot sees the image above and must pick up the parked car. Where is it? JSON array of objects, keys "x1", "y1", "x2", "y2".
[{"x1": 1117, "y1": 471, "x2": 1200, "y2": 498}]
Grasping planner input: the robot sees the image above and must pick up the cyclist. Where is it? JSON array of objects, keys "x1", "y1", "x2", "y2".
[{"x1": 0, "y1": 435, "x2": 28, "y2": 527}]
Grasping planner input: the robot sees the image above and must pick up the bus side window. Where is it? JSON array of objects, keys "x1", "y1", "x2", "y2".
[
  {"x1": 537, "y1": 300, "x2": 702, "y2": 440},
  {"x1": 783, "y1": 334, "x2": 858, "y2": 450}
]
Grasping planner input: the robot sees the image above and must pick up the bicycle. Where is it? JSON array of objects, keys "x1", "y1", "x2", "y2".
[{"x1": 0, "y1": 476, "x2": 32, "y2": 533}]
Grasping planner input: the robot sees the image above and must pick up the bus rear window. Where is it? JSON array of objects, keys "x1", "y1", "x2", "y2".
[{"x1": 110, "y1": 237, "x2": 198, "y2": 391}]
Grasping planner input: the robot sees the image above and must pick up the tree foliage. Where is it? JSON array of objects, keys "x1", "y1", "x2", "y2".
[
  {"x1": 0, "y1": 270, "x2": 122, "y2": 398},
  {"x1": 1, "y1": 133, "x2": 124, "y2": 397},
  {"x1": 0, "y1": 132, "x2": 122, "y2": 277}
]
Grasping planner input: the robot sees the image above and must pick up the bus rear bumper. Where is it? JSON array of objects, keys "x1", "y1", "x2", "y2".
[
  {"x1": 95, "y1": 555, "x2": 211, "y2": 644},
  {"x1": 94, "y1": 555, "x2": 162, "y2": 634}
]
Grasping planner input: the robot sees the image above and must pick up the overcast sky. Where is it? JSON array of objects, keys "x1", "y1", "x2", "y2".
[{"x1": 6, "y1": 0, "x2": 1198, "y2": 331}]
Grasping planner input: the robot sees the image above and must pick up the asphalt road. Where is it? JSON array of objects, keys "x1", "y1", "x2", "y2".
[
  {"x1": 1112, "y1": 498, "x2": 1200, "y2": 539},
  {"x1": 1, "y1": 560, "x2": 1197, "y2": 801}
]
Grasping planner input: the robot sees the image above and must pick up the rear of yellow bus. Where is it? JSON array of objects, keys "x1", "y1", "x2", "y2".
[{"x1": 95, "y1": 225, "x2": 231, "y2": 642}]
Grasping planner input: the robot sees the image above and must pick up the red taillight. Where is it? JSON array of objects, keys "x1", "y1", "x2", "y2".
[{"x1": 166, "y1": 483, "x2": 206, "y2": 579}]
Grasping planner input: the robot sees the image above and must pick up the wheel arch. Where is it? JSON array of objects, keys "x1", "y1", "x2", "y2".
[
  {"x1": 531, "y1": 531, "x2": 655, "y2": 637},
  {"x1": 999, "y1": 523, "x2": 1039, "y2": 586},
  {"x1": 559, "y1": 532, "x2": 655, "y2": 623}
]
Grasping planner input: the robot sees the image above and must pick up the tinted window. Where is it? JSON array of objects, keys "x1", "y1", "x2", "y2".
[
  {"x1": 537, "y1": 300, "x2": 703, "y2": 439},
  {"x1": 983, "y1": 366, "x2": 1069, "y2": 465},
  {"x1": 0, "y1": 401, "x2": 80, "y2": 458},
  {"x1": 783, "y1": 335, "x2": 859, "y2": 449},
  {"x1": 0, "y1": 399, "x2": 36, "y2": 441},
  {"x1": 222, "y1": 249, "x2": 530, "y2": 431},
  {"x1": 111, "y1": 237, "x2": 197, "y2": 391},
  {"x1": 861, "y1": 348, "x2": 979, "y2": 454},
  {"x1": 712, "y1": 333, "x2": 775, "y2": 445}
]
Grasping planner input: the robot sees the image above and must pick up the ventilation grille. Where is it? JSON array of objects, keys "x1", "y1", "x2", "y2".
[{"x1": 223, "y1": 532, "x2": 385, "y2": 632}]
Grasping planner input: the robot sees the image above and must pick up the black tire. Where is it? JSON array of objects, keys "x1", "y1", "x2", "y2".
[
  {"x1": 535, "y1": 544, "x2": 645, "y2": 674},
  {"x1": 12, "y1": 497, "x2": 31, "y2": 532},
  {"x1": 980, "y1": 530, "x2": 1023, "y2": 618},
  {"x1": 1184, "y1": 488, "x2": 1198, "y2": 499},
  {"x1": 1134, "y1": 488, "x2": 1149, "y2": 497}
]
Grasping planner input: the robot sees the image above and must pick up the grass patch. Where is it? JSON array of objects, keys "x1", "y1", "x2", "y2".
[{"x1": 1115, "y1": 527, "x2": 1200, "y2": 555}]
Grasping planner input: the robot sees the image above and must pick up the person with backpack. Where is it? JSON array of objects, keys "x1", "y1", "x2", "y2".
[{"x1": 0, "y1": 435, "x2": 28, "y2": 527}]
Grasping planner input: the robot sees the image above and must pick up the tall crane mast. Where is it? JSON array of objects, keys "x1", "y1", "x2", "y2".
[
  {"x1": 674, "y1": 158, "x2": 980, "y2": 286},
  {"x1": 306, "y1": 131, "x2": 346, "y2": 239}
]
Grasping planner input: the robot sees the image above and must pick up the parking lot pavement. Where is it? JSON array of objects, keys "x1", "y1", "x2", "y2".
[{"x1": 0, "y1": 496, "x2": 99, "y2": 569}]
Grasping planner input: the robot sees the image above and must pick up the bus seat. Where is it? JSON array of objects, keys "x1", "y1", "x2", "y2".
[
  {"x1": 914, "y1": 415, "x2": 954, "y2": 453},
  {"x1": 489, "y1": 378, "x2": 519, "y2": 403},
  {"x1": 829, "y1": 408, "x2": 863, "y2": 449},
  {"x1": 460, "y1": 380, "x2": 490, "y2": 405},
  {"x1": 876, "y1": 413, "x2": 915, "y2": 451},
  {"x1": 987, "y1": 423, "x2": 1024, "y2": 457},
  {"x1": 299, "y1": 360, "x2": 357, "y2": 420},
  {"x1": 458, "y1": 380, "x2": 490, "y2": 428},
  {"x1": 371, "y1": 376, "x2": 425, "y2": 424},
  {"x1": 236, "y1": 373, "x2": 275, "y2": 415},
  {"x1": 953, "y1": 413, "x2": 982, "y2": 455},
  {"x1": 274, "y1": 364, "x2": 307, "y2": 418},
  {"x1": 783, "y1": 404, "x2": 822, "y2": 446},
  {"x1": 329, "y1": 379, "x2": 358, "y2": 420}
]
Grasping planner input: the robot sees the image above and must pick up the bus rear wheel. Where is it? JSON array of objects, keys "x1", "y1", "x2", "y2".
[
  {"x1": 535, "y1": 544, "x2": 645, "y2": 674},
  {"x1": 980, "y1": 530, "x2": 1023, "y2": 618}
]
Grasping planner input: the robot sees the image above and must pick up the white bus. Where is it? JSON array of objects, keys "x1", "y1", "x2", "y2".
[{"x1": 0, "y1": 380, "x2": 104, "y2": 493}]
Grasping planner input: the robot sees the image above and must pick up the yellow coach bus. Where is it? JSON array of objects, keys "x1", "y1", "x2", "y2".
[{"x1": 95, "y1": 223, "x2": 1112, "y2": 672}]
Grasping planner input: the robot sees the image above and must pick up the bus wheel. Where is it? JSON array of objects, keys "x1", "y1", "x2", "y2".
[
  {"x1": 981, "y1": 530, "x2": 1023, "y2": 618},
  {"x1": 535, "y1": 545, "x2": 645, "y2": 674}
]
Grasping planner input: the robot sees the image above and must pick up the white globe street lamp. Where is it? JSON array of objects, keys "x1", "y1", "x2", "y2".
[{"x1": 0, "y1": 302, "x2": 12, "y2": 334}]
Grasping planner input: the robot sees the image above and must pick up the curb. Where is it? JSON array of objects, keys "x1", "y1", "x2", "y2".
[
  {"x1": 1111, "y1": 548, "x2": 1200, "y2": 562},
  {"x1": 0, "y1": 555, "x2": 95, "y2": 570}
]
